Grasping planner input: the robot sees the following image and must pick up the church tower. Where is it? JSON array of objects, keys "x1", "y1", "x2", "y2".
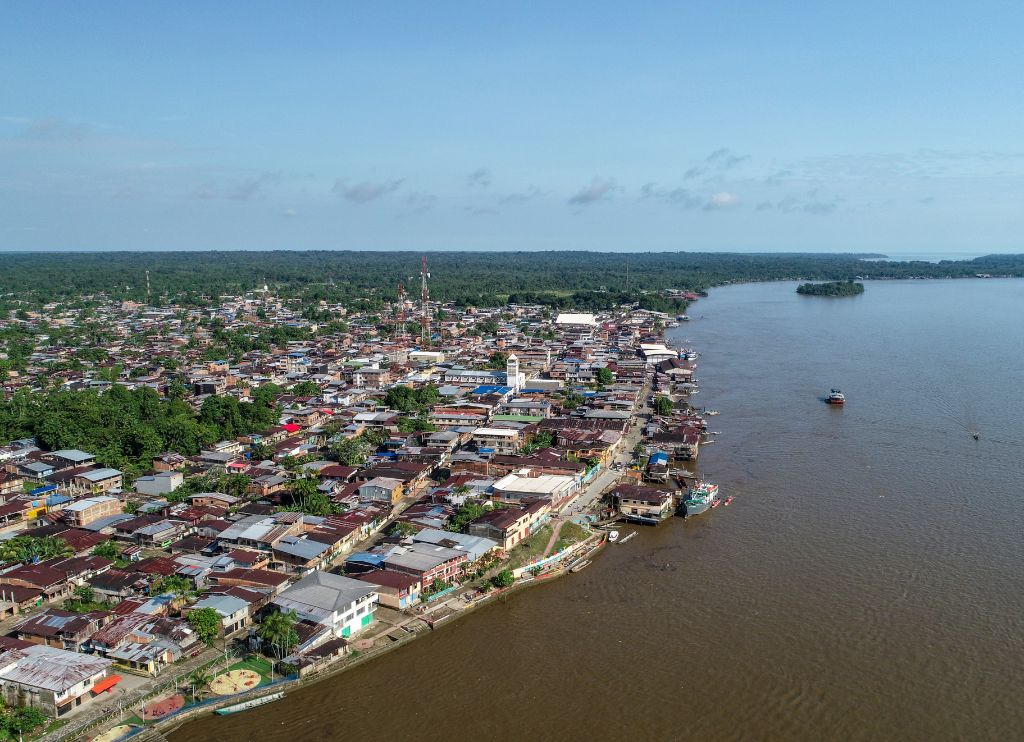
[{"x1": 506, "y1": 353, "x2": 523, "y2": 392}]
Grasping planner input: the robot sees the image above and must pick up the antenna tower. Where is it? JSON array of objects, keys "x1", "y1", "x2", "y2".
[
  {"x1": 146, "y1": 270, "x2": 152, "y2": 300},
  {"x1": 420, "y1": 256, "x2": 430, "y2": 345},
  {"x1": 395, "y1": 283, "x2": 407, "y2": 337}
]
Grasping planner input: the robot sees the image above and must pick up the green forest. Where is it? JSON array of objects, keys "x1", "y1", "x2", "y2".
[
  {"x1": 2, "y1": 250, "x2": 1022, "y2": 311},
  {"x1": 0, "y1": 384, "x2": 281, "y2": 482},
  {"x1": 796, "y1": 281, "x2": 865, "y2": 296}
]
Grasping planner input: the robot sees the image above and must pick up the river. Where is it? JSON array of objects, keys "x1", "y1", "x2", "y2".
[{"x1": 171, "y1": 278, "x2": 1024, "y2": 742}]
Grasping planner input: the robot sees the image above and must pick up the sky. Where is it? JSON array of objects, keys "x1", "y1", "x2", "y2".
[{"x1": 2, "y1": 1, "x2": 1023, "y2": 254}]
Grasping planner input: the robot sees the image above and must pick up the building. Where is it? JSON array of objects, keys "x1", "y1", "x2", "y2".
[
  {"x1": 61, "y1": 496, "x2": 122, "y2": 527},
  {"x1": 72, "y1": 468, "x2": 123, "y2": 494},
  {"x1": 491, "y1": 472, "x2": 579, "y2": 506},
  {"x1": 467, "y1": 500, "x2": 549, "y2": 551},
  {"x1": 472, "y1": 427, "x2": 520, "y2": 455},
  {"x1": 0, "y1": 641, "x2": 114, "y2": 718},
  {"x1": 357, "y1": 477, "x2": 404, "y2": 506},
  {"x1": 134, "y1": 471, "x2": 184, "y2": 497},
  {"x1": 383, "y1": 543, "x2": 467, "y2": 586},
  {"x1": 612, "y1": 484, "x2": 675, "y2": 524},
  {"x1": 273, "y1": 571, "x2": 378, "y2": 639},
  {"x1": 354, "y1": 571, "x2": 421, "y2": 610}
]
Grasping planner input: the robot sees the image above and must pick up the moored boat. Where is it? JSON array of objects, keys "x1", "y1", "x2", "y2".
[
  {"x1": 607, "y1": 530, "x2": 619, "y2": 543},
  {"x1": 682, "y1": 481, "x2": 719, "y2": 517},
  {"x1": 215, "y1": 692, "x2": 285, "y2": 715},
  {"x1": 827, "y1": 389, "x2": 845, "y2": 405}
]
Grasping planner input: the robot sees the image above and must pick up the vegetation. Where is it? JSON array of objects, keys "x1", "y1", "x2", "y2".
[
  {"x1": 0, "y1": 706, "x2": 48, "y2": 739},
  {"x1": 653, "y1": 396, "x2": 674, "y2": 416},
  {"x1": 491, "y1": 569, "x2": 515, "y2": 589},
  {"x1": 63, "y1": 585, "x2": 114, "y2": 613},
  {"x1": 0, "y1": 384, "x2": 279, "y2": 481},
  {"x1": 151, "y1": 574, "x2": 195, "y2": 599},
  {"x1": 422, "y1": 578, "x2": 453, "y2": 599},
  {"x1": 796, "y1": 280, "x2": 865, "y2": 297},
  {"x1": 91, "y1": 540, "x2": 120, "y2": 560},
  {"x1": 280, "y1": 476, "x2": 342, "y2": 516},
  {"x1": 447, "y1": 501, "x2": 489, "y2": 533},
  {"x1": 553, "y1": 521, "x2": 590, "y2": 552},
  {"x1": 258, "y1": 609, "x2": 299, "y2": 658},
  {"x1": 187, "y1": 607, "x2": 222, "y2": 644},
  {"x1": 521, "y1": 430, "x2": 554, "y2": 455},
  {"x1": 187, "y1": 669, "x2": 215, "y2": 702},
  {"x1": 5, "y1": 251, "x2": 1020, "y2": 312},
  {"x1": 0, "y1": 535, "x2": 72, "y2": 565},
  {"x1": 384, "y1": 383, "x2": 439, "y2": 412}
]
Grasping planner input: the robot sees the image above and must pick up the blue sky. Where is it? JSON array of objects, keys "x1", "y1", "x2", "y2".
[{"x1": 2, "y1": 1, "x2": 1023, "y2": 253}]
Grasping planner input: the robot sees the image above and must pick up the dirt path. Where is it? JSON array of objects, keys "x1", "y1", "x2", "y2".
[{"x1": 542, "y1": 519, "x2": 565, "y2": 556}]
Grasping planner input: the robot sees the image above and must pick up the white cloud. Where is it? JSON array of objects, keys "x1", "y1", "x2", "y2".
[{"x1": 704, "y1": 192, "x2": 740, "y2": 210}]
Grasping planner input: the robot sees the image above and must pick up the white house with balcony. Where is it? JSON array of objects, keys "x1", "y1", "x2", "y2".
[{"x1": 272, "y1": 571, "x2": 378, "y2": 639}]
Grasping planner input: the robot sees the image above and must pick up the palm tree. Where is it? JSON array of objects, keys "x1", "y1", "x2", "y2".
[
  {"x1": 188, "y1": 669, "x2": 214, "y2": 701},
  {"x1": 257, "y1": 609, "x2": 299, "y2": 659}
]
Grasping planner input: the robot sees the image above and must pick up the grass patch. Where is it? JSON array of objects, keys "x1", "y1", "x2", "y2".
[
  {"x1": 507, "y1": 525, "x2": 552, "y2": 569},
  {"x1": 553, "y1": 521, "x2": 590, "y2": 552},
  {"x1": 228, "y1": 655, "x2": 275, "y2": 682}
]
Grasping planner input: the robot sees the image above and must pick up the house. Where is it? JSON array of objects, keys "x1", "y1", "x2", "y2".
[
  {"x1": 467, "y1": 500, "x2": 549, "y2": 551},
  {"x1": 412, "y1": 528, "x2": 498, "y2": 562},
  {"x1": 272, "y1": 535, "x2": 332, "y2": 573},
  {"x1": 357, "y1": 477, "x2": 403, "y2": 506},
  {"x1": 72, "y1": 468, "x2": 123, "y2": 494},
  {"x1": 0, "y1": 639, "x2": 115, "y2": 718},
  {"x1": 61, "y1": 496, "x2": 122, "y2": 527},
  {"x1": 12, "y1": 609, "x2": 105, "y2": 652},
  {"x1": 134, "y1": 472, "x2": 184, "y2": 497},
  {"x1": 383, "y1": 543, "x2": 467, "y2": 586},
  {"x1": 612, "y1": 484, "x2": 676, "y2": 524},
  {"x1": 89, "y1": 614, "x2": 199, "y2": 675},
  {"x1": 354, "y1": 570, "x2": 421, "y2": 610},
  {"x1": 491, "y1": 472, "x2": 579, "y2": 507},
  {"x1": 187, "y1": 594, "x2": 252, "y2": 636},
  {"x1": 471, "y1": 427, "x2": 520, "y2": 455},
  {"x1": 272, "y1": 571, "x2": 378, "y2": 639},
  {"x1": 189, "y1": 492, "x2": 239, "y2": 509}
]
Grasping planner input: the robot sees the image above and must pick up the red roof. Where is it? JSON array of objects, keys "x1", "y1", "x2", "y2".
[{"x1": 282, "y1": 423, "x2": 302, "y2": 433}]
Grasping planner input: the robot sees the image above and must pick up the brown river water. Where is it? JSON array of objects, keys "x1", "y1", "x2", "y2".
[{"x1": 171, "y1": 279, "x2": 1024, "y2": 742}]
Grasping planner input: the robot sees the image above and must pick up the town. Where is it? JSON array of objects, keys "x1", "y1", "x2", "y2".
[{"x1": 0, "y1": 269, "x2": 713, "y2": 741}]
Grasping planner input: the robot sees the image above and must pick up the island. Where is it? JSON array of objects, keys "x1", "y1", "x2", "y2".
[{"x1": 796, "y1": 280, "x2": 865, "y2": 297}]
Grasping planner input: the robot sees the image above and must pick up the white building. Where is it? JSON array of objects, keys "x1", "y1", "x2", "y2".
[
  {"x1": 273, "y1": 571, "x2": 378, "y2": 639},
  {"x1": 472, "y1": 427, "x2": 520, "y2": 455}
]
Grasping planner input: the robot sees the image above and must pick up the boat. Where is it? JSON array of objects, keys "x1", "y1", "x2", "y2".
[
  {"x1": 724, "y1": 496, "x2": 734, "y2": 506},
  {"x1": 704, "y1": 410, "x2": 720, "y2": 416},
  {"x1": 711, "y1": 499, "x2": 721, "y2": 508},
  {"x1": 619, "y1": 531, "x2": 637, "y2": 544},
  {"x1": 215, "y1": 692, "x2": 285, "y2": 715},
  {"x1": 570, "y1": 559, "x2": 591, "y2": 573},
  {"x1": 607, "y1": 530, "x2": 620, "y2": 543},
  {"x1": 827, "y1": 389, "x2": 845, "y2": 405},
  {"x1": 682, "y1": 481, "x2": 719, "y2": 517}
]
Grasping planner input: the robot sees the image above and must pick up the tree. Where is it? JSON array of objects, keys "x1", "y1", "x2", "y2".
[
  {"x1": 491, "y1": 569, "x2": 515, "y2": 589},
  {"x1": 188, "y1": 669, "x2": 214, "y2": 701},
  {"x1": 653, "y1": 396, "x2": 674, "y2": 416},
  {"x1": 258, "y1": 609, "x2": 299, "y2": 659},
  {"x1": 487, "y1": 352, "x2": 508, "y2": 370},
  {"x1": 331, "y1": 437, "x2": 371, "y2": 466},
  {"x1": 447, "y1": 501, "x2": 488, "y2": 533},
  {"x1": 92, "y1": 540, "x2": 119, "y2": 560},
  {"x1": 595, "y1": 367, "x2": 614, "y2": 385},
  {"x1": 390, "y1": 521, "x2": 417, "y2": 537},
  {"x1": 291, "y1": 380, "x2": 320, "y2": 396},
  {"x1": 188, "y1": 607, "x2": 222, "y2": 644},
  {"x1": 152, "y1": 574, "x2": 194, "y2": 599}
]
